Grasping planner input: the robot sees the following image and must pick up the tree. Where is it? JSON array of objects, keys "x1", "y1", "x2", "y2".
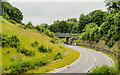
[
  {"x1": 2, "y1": 2, "x2": 23, "y2": 23},
  {"x1": 67, "y1": 21, "x2": 76, "y2": 33},
  {"x1": 49, "y1": 20, "x2": 69, "y2": 33},
  {"x1": 105, "y1": 0, "x2": 120, "y2": 13},
  {"x1": 78, "y1": 14, "x2": 91, "y2": 33},
  {"x1": 81, "y1": 23, "x2": 100, "y2": 43},
  {"x1": 26, "y1": 22, "x2": 34, "y2": 29},
  {"x1": 112, "y1": 11, "x2": 120, "y2": 41},
  {"x1": 40, "y1": 23, "x2": 49, "y2": 28},
  {"x1": 67, "y1": 18, "x2": 77, "y2": 23},
  {"x1": 99, "y1": 22, "x2": 111, "y2": 36},
  {"x1": 72, "y1": 23, "x2": 79, "y2": 33},
  {"x1": 35, "y1": 25, "x2": 42, "y2": 32},
  {"x1": 89, "y1": 10, "x2": 106, "y2": 26},
  {"x1": 49, "y1": 24, "x2": 57, "y2": 33}
]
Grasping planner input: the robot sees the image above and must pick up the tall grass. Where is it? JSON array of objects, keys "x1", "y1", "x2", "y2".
[{"x1": 2, "y1": 18, "x2": 79, "y2": 73}]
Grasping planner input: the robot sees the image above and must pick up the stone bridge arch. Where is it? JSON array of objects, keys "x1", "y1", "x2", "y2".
[{"x1": 55, "y1": 33, "x2": 80, "y2": 45}]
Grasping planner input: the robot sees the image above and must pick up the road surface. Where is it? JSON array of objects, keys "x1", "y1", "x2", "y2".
[{"x1": 47, "y1": 44, "x2": 114, "y2": 73}]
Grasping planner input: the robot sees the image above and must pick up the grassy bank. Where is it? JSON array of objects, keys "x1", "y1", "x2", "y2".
[
  {"x1": 1, "y1": 18, "x2": 79, "y2": 73},
  {"x1": 26, "y1": 48, "x2": 79, "y2": 73}
]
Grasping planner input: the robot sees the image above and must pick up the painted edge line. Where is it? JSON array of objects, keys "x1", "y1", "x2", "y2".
[
  {"x1": 85, "y1": 58, "x2": 96, "y2": 73},
  {"x1": 47, "y1": 53, "x2": 81, "y2": 73}
]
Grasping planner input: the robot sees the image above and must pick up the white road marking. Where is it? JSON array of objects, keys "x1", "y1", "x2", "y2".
[
  {"x1": 85, "y1": 58, "x2": 96, "y2": 73},
  {"x1": 47, "y1": 53, "x2": 82, "y2": 73},
  {"x1": 47, "y1": 44, "x2": 114, "y2": 73},
  {"x1": 97, "y1": 51, "x2": 115, "y2": 66}
]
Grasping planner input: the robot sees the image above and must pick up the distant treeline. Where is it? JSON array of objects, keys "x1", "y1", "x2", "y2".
[
  {"x1": 2, "y1": 1, "x2": 120, "y2": 42},
  {"x1": 48, "y1": 0, "x2": 120, "y2": 47}
]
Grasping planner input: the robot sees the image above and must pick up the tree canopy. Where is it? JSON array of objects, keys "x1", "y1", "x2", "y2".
[{"x1": 2, "y1": 2, "x2": 23, "y2": 23}]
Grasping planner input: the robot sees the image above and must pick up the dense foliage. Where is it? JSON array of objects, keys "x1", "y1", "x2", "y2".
[
  {"x1": 2, "y1": 2, "x2": 23, "y2": 24},
  {"x1": 89, "y1": 65, "x2": 116, "y2": 74},
  {"x1": 48, "y1": 1, "x2": 120, "y2": 49},
  {"x1": 53, "y1": 52, "x2": 63, "y2": 60},
  {"x1": 49, "y1": 20, "x2": 77, "y2": 33},
  {"x1": 17, "y1": 47, "x2": 35, "y2": 56},
  {"x1": 2, "y1": 34, "x2": 20, "y2": 48},
  {"x1": 31, "y1": 41, "x2": 39, "y2": 47},
  {"x1": 10, "y1": 58, "x2": 49, "y2": 73},
  {"x1": 38, "y1": 44, "x2": 52, "y2": 52}
]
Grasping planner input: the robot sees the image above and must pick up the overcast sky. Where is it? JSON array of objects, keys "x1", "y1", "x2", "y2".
[
  {"x1": 8, "y1": 0, "x2": 105, "y2": 2},
  {"x1": 8, "y1": 0, "x2": 107, "y2": 25}
]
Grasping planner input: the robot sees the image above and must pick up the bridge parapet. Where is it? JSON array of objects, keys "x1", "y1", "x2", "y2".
[
  {"x1": 55, "y1": 33, "x2": 80, "y2": 44},
  {"x1": 55, "y1": 33, "x2": 80, "y2": 38}
]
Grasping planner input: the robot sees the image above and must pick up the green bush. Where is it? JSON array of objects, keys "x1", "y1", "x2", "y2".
[
  {"x1": 107, "y1": 41, "x2": 114, "y2": 48},
  {"x1": 50, "y1": 39, "x2": 58, "y2": 44},
  {"x1": 10, "y1": 58, "x2": 50, "y2": 73},
  {"x1": 47, "y1": 47, "x2": 53, "y2": 52},
  {"x1": 44, "y1": 29, "x2": 55, "y2": 38},
  {"x1": 9, "y1": 19, "x2": 16, "y2": 24},
  {"x1": 72, "y1": 40, "x2": 80, "y2": 43},
  {"x1": 50, "y1": 32, "x2": 55, "y2": 37},
  {"x1": 53, "y1": 52, "x2": 63, "y2": 60},
  {"x1": 31, "y1": 41, "x2": 39, "y2": 47},
  {"x1": 89, "y1": 65, "x2": 116, "y2": 74},
  {"x1": 44, "y1": 29, "x2": 51, "y2": 36},
  {"x1": 38, "y1": 44, "x2": 52, "y2": 52},
  {"x1": 25, "y1": 22, "x2": 34, "y2": 29},
  {"x1": 2, "y1": 34, "x2": 20, "y2": 48},
  {"x1": 35, "y1": 25, "x2": 42, "y2": 32},
  {"x1": 17, "y1": 47, "x2": 35, "y2": 56}
]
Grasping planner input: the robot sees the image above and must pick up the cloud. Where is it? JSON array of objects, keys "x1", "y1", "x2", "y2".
[{"x1": 8, "y1": 2, "x2": 106, "y2": 25}]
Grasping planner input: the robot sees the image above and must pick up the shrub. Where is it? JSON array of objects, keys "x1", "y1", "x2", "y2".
[
  {"x1": 50, "y1": 32, "x2": 55, "y2": 37},
  {"x1": 35, "y1": 25, "x2": 42, "y2": 32},
  {"x1": 72, "y1": 40, "x2": 80, "y2": 43},
  {"x1": 44, "y1": 29, "x2": 55, "y2": 38},
  {"x1": 38, "y1": 44, "x2": 52, "y2": 52},
  {"x1": 50, "y1": 39, "x2": 58, "y2": 44},
  {"x1": 8, "y1": 35, "x2": 20, "y2": 48},
  {"x1": 53, "y1": 52, "x2": 63, "y2": 60},
  {"x1": 9, "y1": 19, "x2": 16, "y2": 24},
  {"x1": 47, "y1": 47, "x2": 52, "y2": 52},
  {"x1": 89, "y1": 65, "x2": 116, "y2": 73},
  {"x1": 44, "y1": 29, "x2": 51, "y2": 36},
  {"x1": 107, "y1": 41, "x2": 114, "y2": 48},
  {"x1": 10, "y1": 58, "x2": 50, "y2": 73},
  {"x1": 2, "y1": 34, "x2": 20, "y2": 48},
  {"x1": 31, "y1": 41, "x2": 39, "y2": 47},
  {"x1": 38, "y1": 44, "x2": 46, "y2": 52},
  {"x1": 26, "y1": 21, "x2": 34, "y2": 29},
  {"x1": 17, "y1": 47, "x2": 35, "y2": 56}
]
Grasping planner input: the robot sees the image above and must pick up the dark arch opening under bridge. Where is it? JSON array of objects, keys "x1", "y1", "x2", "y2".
[{"x1": 55, "y1": 33, "x2": 80, "y2": 44}]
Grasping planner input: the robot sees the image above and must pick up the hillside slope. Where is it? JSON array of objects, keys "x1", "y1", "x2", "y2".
[{"x1": 1, "y1": 18, "x2": 79, "y2": 73}]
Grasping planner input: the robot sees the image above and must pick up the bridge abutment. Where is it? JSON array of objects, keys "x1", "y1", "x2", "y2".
[
  {"x1": 55, "y1": 33, "x2": 80, "y2": 45},
  {"x1": 66, "y1": 37, "x2": 72, "y2": 45}
]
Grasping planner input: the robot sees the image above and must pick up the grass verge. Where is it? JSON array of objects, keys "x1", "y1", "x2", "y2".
[{"x1": 26, "y1": 48, "x2": 80, "y2": 73}]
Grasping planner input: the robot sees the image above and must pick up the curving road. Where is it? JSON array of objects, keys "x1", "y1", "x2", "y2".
[{"x1": 47, "y1": 44, "x2": 114, "y2": 73}]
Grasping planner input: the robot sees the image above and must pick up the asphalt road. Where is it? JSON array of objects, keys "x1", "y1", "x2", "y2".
[{"x1": 46, "y1": 44, "x2": 114, "y2": 74}]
